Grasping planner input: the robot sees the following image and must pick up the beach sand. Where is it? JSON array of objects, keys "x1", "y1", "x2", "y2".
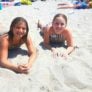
[{"x1": 0, "y1": 0, "x2": 92, "y2": 92}]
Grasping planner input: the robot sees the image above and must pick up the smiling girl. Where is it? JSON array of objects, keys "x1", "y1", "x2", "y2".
[
  {"x1": 38, "y1": 13, "x2": 75, "y2": 58},
  {"x1": 0, "y1": 17, "x2": 36, "y2": 73}
]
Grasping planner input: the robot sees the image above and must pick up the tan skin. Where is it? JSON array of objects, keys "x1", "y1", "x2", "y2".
[
  {"x1": 57, "y1": 0, "x2": 92, "y2": 9},
  {"x1": 0, "y1": 22, "x2": 36, "y2": 74},
  {"x1": 42, "y1": 16, "x2": 74, "y2": 59}
]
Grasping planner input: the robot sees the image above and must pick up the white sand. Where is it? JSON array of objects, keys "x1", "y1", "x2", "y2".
[{"x1": 0, "y1": 0, "x2": 92, "y2": 92}]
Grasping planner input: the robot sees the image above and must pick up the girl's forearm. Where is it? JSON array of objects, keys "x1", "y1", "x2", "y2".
[
  {"x1": 28, "y1": 51, "x2": 37, "y2": 67},
  {"x1": 66, "y1": 46, "x2": 74, "y2": 55},
  {"x1": 0, "y1": 60, "x2": 18, "y2": 72}
]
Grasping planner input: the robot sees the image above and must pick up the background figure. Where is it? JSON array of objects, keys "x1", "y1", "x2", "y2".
[
  {"x1": 0, "y1": 0, "x2": 21, "y2": 8},
  {"x1": 0, "y1": 17, "x2": 36, "y2": 74},
  {"x1": 38, "y1": 13, "x2": 75, "y2": 59},
  {"x1": 58, "y1": 0, "x2": 92, "y2": 9}
]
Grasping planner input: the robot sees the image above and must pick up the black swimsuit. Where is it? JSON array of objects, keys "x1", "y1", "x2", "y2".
[{"x1": 49, "y1": 34, "x2": 67, "y2": 48}]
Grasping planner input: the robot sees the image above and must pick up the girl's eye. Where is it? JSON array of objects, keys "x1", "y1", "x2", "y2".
[
  {"x1": 16, "y1": 27, "x2": 26, "y2": 30},
  {"x1": 55, "y1": 22, "x2": 64, "y2": 26},
  {"x1": 61, "y1": 23, "x2": 64, "y2": 26},
  {"x1": 16, "y1": 27, "x2": 20, "y2": 29},
  {"x1": 55, "y1": 22, "x2": 59, "y2": 25},
  {"x1": 22, "y1": 28, "x2": 26, "y2": 30}
]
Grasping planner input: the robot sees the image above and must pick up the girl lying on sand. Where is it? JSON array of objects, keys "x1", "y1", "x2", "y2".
[
  {"x1": 0, "y1": 17, "x2": 36, "y2": 74},
  {"x1": 38, "y1": 13, "x2": 75, "y2": 59}
]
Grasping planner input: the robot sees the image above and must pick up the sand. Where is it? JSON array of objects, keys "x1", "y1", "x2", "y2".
[{"x1": 0, "y1": 0, "x2": 92, "y2": 92}]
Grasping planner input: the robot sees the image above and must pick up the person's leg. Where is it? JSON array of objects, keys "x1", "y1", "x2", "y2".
[
  {"x1": 37, "y1": 20, "x2": 46, "y2": 30},
  {"x1": 58, "y1": 2, "x2": 71, "y2": 6},
  {"x1": 37, "y1": 20, "x2": 46, "y2": 36},
  {"x1": 58, "y1": 2, "x2": 75, "y2": 9},
  {"x1": 58, "y1": 5, "x2": 75, "y2": 9}
]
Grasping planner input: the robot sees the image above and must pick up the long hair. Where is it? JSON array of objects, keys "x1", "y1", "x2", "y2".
[{"x1": 8, "y1": 17, "x2": 29, "y2": 42}]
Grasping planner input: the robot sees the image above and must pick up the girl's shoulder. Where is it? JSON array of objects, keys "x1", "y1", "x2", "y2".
[
  {"x1": 0, "y1": 34, "x2": 9, "y2": 48},
  {"x1": 0, "y1": 33, "x2": 9, "y2": 41},
  {"x1": 64, "y1": 27, "x2": 72, "y2": 32},
  {"x1": 65, "y1": 27, "x2": 71, "y2": 30},
  {"x1": 26, "y1": 34, "x2": 33, "y2": 42},
  {"x1": 44, "y1": 25, "x2": 52, "y2": 33},
  {"x1": 63, "y1": 28, "x2": 72, "y2": 36}
]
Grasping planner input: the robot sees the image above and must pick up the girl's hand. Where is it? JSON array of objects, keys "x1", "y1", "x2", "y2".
[
  {"x1": 51, "y1": 48, "x2": 68, "y2": 59},
  {"x1": 51, "y1": 48, "x2": 59, "y2": 58},
  {"x1": 17, "y1": 64, "x2": 30, "y2": 74},
  {"x1": 60, "y1": 51, "x2": 68, "y2": 59}
]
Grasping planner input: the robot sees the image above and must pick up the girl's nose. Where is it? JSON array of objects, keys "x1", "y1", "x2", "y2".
[
  {"x1": 19, "y1": 28, "x2": 23, "y2": 33},
  {"x1": 20, "y1": 29, "x2": 26, "y2": 34},
  {"x1": 58, "y1": 24, "x2": 62, "y2": 28}
]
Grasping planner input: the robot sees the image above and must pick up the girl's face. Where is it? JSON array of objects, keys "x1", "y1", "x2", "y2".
[
  {"x1": 52, "y1": 16, "x2": 66, "y2": 34},
  {"x1": 13, "y1": 21, "x2": 27, "y2": 38}
]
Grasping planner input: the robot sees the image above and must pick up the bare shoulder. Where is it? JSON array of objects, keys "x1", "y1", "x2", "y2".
[
  {"x1": 27, "y1": 34, "x2": 33, "y2": 40},
  {"x1": 65, "y1": 27, "x2": 72, "y2": 31},
  {"x1": 0, "y1": 34, "x2": 9, "y2": 43},
  {"x1": 44, "y1": 25, "x2": 51, "y2": 32},
  {"x1": 0, "y1": 34, "x2": 9, "y2": 48},
  {"x1": 0, "y1": 33, "x2": 8, "y2": 38},
  {"x1": 26, "y1": 34, "x2": 33, "y2": 45},
  {"x1": 63, "y1": 28, "x2": 73, "y2": 39},
  {"x1": 64, "y1": 28, "x2": 72, "y2": 34}
]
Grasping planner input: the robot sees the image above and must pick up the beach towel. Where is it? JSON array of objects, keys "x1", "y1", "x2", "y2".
[{"x1": 20, "y1": 0, "x2": 32, "y2": 5}]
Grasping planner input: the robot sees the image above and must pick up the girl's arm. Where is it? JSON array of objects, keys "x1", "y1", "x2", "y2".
[
  {"x1": 25, "y1": 36, "x2": 37, "y2": 68},
  {"x1": 43, "y1": 27, "x2": 54, "y2": 51},
  {"x1": 0, "y1": 37, "x2": 18, "y2": 72},
  {"x1": 0, "y1": 37, "x2": 29, "y2": 73},
  {"x1": 65, "y1": 29, "x2": 74, "y2": 55}
]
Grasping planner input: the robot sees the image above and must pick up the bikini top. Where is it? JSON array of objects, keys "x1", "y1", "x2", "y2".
[
  {"x1": 49, "y1": 34, "x2": 65, "y2": 44},
  {"x1": 9, "y1": 44, "x2": 21, "y2": 50},
  {"x1": 9, "y1": 39, "x2": 24, "y2": 50}
]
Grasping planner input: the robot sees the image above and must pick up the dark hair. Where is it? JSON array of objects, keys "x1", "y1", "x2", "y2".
[
  {"x1": 8, "y1": 17, "x2": 29, "y2": 42},
  {"x1": 52, "y1": 13, "x2": 67, "y2": 25},
  {"x1": 80, "y1": 0, "x2": 84, "y2": 2}
]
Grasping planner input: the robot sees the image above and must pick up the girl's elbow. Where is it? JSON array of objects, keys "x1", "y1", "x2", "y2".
[
  {"x1": 0, "y1": 59, "x2": 5, "y2": 67},
  {"x1": 28, "y1": 50, "x2": 36, "y2": 57}
]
